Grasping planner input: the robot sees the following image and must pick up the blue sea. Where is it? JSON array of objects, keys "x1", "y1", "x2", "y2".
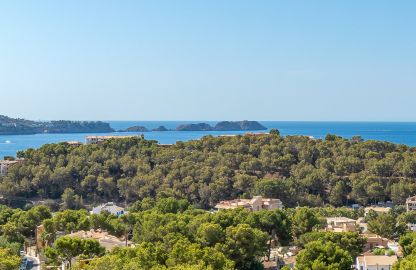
[{"x1": 1, "y1": 121, "x2": 416, "y2": 159}]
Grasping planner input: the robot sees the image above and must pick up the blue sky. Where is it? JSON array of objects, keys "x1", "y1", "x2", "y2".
[{"x1": 0, "y1": 1, "x2": 415, "y2": 121}]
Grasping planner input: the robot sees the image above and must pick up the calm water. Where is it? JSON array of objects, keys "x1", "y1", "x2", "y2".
[{"x1": 1, "y1": 121, "x2": 416, "y2": 158}]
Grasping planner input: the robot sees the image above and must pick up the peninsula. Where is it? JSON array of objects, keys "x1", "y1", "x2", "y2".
[{"x1": 0, "y1": 115, "x2": 114, "y2": 135}]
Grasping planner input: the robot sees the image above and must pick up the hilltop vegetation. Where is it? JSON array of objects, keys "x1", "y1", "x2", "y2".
[
  {"x1": 0, "y1": 115, "x2": 114, "y2": 135},
  {"x1": 1, "y1": 132, "x2": 416, "y2": 208}
]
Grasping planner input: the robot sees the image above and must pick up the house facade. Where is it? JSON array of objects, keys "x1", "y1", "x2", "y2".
[
  {"x1": 356, "y1": 255, "x2": 397, "y2": 270},
  {"x1": 362, "y1": 234, "x2": 389, "y2": 252},
  {"x1": 325, "y1": 217, "x2": 357, "y2": 233},
  {"x1": 406, "y1": 196, "x2": 416, "y2": 212}
]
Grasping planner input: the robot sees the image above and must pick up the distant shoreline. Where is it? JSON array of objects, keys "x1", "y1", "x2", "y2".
[{"x1": 1, "y1": 115, "x2": 268, "y2": 135}]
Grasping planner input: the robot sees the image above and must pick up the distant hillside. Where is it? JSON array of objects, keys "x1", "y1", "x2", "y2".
[
  {"x1": 0, "y1": 115, "x2": 114, "y2": 135},
  {"x1": 175, "y1": 121, "x2": 267, "y2": 131}
]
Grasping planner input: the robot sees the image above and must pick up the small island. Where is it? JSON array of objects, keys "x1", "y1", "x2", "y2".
[
  {"x1": 176, "y1": 123, "x2": 213, "y2": 131},
  {"x1": 214, "y1": 120, "x2": 267, "y2": 131},
  {"x1": 0, "y1": 115, "x2": 114, "y2": 135},
  {"x1": 119, "y1": 126, "x2": 150, "y2": 132},
  {"x1": 175, "y1": 121, "x2": 267, "y2": 131},
  {"x1": 152, "y1": 126, "x2": 169, "y2": 131}
]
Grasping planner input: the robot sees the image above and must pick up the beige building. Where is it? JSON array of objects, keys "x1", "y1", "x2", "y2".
[
  {"x1": 214, "y1": 196, "x2": 283, "y2": 211},
  {"x1": 363, "y1": 234, "x2": 389, "y2": 252},
  {"x1": 325, "y1": 217, "x2": 357, "y2": 233},
  {"x1": 85, "y1": 135, "x2": 137, "y2": 144},
  {"x1": 66, "y1": 230, "x2": 129, "y2": 251},
  {"x1": 0, "y1": 159, "x2": 24, "y2": 176},
  {"x1": 356, "y1": 255, "x2": 397, "y2": 270},
  {"x1": 406, "y1": 196, "x2": 416, "y2": 212}
]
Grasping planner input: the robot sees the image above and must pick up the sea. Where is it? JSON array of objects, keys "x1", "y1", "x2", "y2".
[{"x1": 1, "y1": 121, "x2": 416, "y2": 159}]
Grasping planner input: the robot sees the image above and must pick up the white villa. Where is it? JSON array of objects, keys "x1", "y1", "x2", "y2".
[
  {"x1": 91, "y1": 202, "x2": 126, "y2": 217},
  {"x1": 356, "y1": 255, "x2": 397, "y2": 270},
  {"x1": 406, "y1": 195, "x2": 416, "y2": 212}
]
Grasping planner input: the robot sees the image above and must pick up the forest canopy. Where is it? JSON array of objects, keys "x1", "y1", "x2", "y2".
[{"x1": 1, "y1": 133, "x2": 416, "y2": 208}]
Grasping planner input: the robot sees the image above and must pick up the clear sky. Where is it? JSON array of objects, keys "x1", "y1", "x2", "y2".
[{"x1": 0, "y1": 1, "x2": 415, "y2": 121}]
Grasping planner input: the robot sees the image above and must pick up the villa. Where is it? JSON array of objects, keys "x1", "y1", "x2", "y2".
[
  {"x1": 362, "y1": 234, "x2": 389, "y2": 252},
  {"x1": 356, "y1": 255, "x2": 397, "y2": 270},
  {"x1": 406, "y1": 196, "x2": 416, "y2": 212},
  {"x1": 325, "y1": 217, "x2": 357, "y2": 233},
  {"x1": 214, "y1": 196, "x2": 283, "y2": 212},
  {"x1": 91, "y1": 202, "x2": 126, "y2": 217}
]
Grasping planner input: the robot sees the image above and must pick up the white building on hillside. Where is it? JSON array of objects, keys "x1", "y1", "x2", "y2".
[
  {"x1": 91, "y1": 202, "x2": 126, "y2": 217},
  {"x1": 356, "y1": 255, "x2": 397, "y2": 270},
  {"x1": 406, "y1": 196, "x2": 416, "y2": 212}
]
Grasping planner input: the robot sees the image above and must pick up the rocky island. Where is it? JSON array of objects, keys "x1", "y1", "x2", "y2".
[
  {"x1": 119, "y1": 126, "x2": 150, "y2": 132},
  {"x1": 176, "y1": 123, "x2": 213, "y2": 131},
  {"x1": 175, "y1": 121, "x2": 267, "y2": 131},
  {"x1": 0, "y1": 115, "x2": 114, "y2": 135},
  {"x1": 152, "y1": 126, "x2": 169, "y2": 131},
  {"x1": 214, "y1": 121, "x2": 267, "y2": 131}
]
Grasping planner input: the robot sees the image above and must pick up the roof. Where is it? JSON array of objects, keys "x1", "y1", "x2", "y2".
[
  {"x1": 0, "y1": 160, "x2": 22, "y2": 165},
  {"x1": 92, "y1": 202, "x2": 125, "y2": 214},
  {"x1": 215, "y1": 196, "x2": 282, "y2": 209},
  {"x1": 406, "y1": 196, "x2": 416, "y2": 202},
  {"x1": 365, "y1": 206, "x2": 391, "y2": 213},
  {"x1": 358, "y1": 255, "x2": 398, "y2": 266},
  {"x1": 65, "y1": 230, "x2": 128, "y2": 250},
  {"x1": 326, "y1": 217, "x2": 356, "y2": 223},
  {"x1": 363, "y1": 234, "x2": 389, "y2": 242}
]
